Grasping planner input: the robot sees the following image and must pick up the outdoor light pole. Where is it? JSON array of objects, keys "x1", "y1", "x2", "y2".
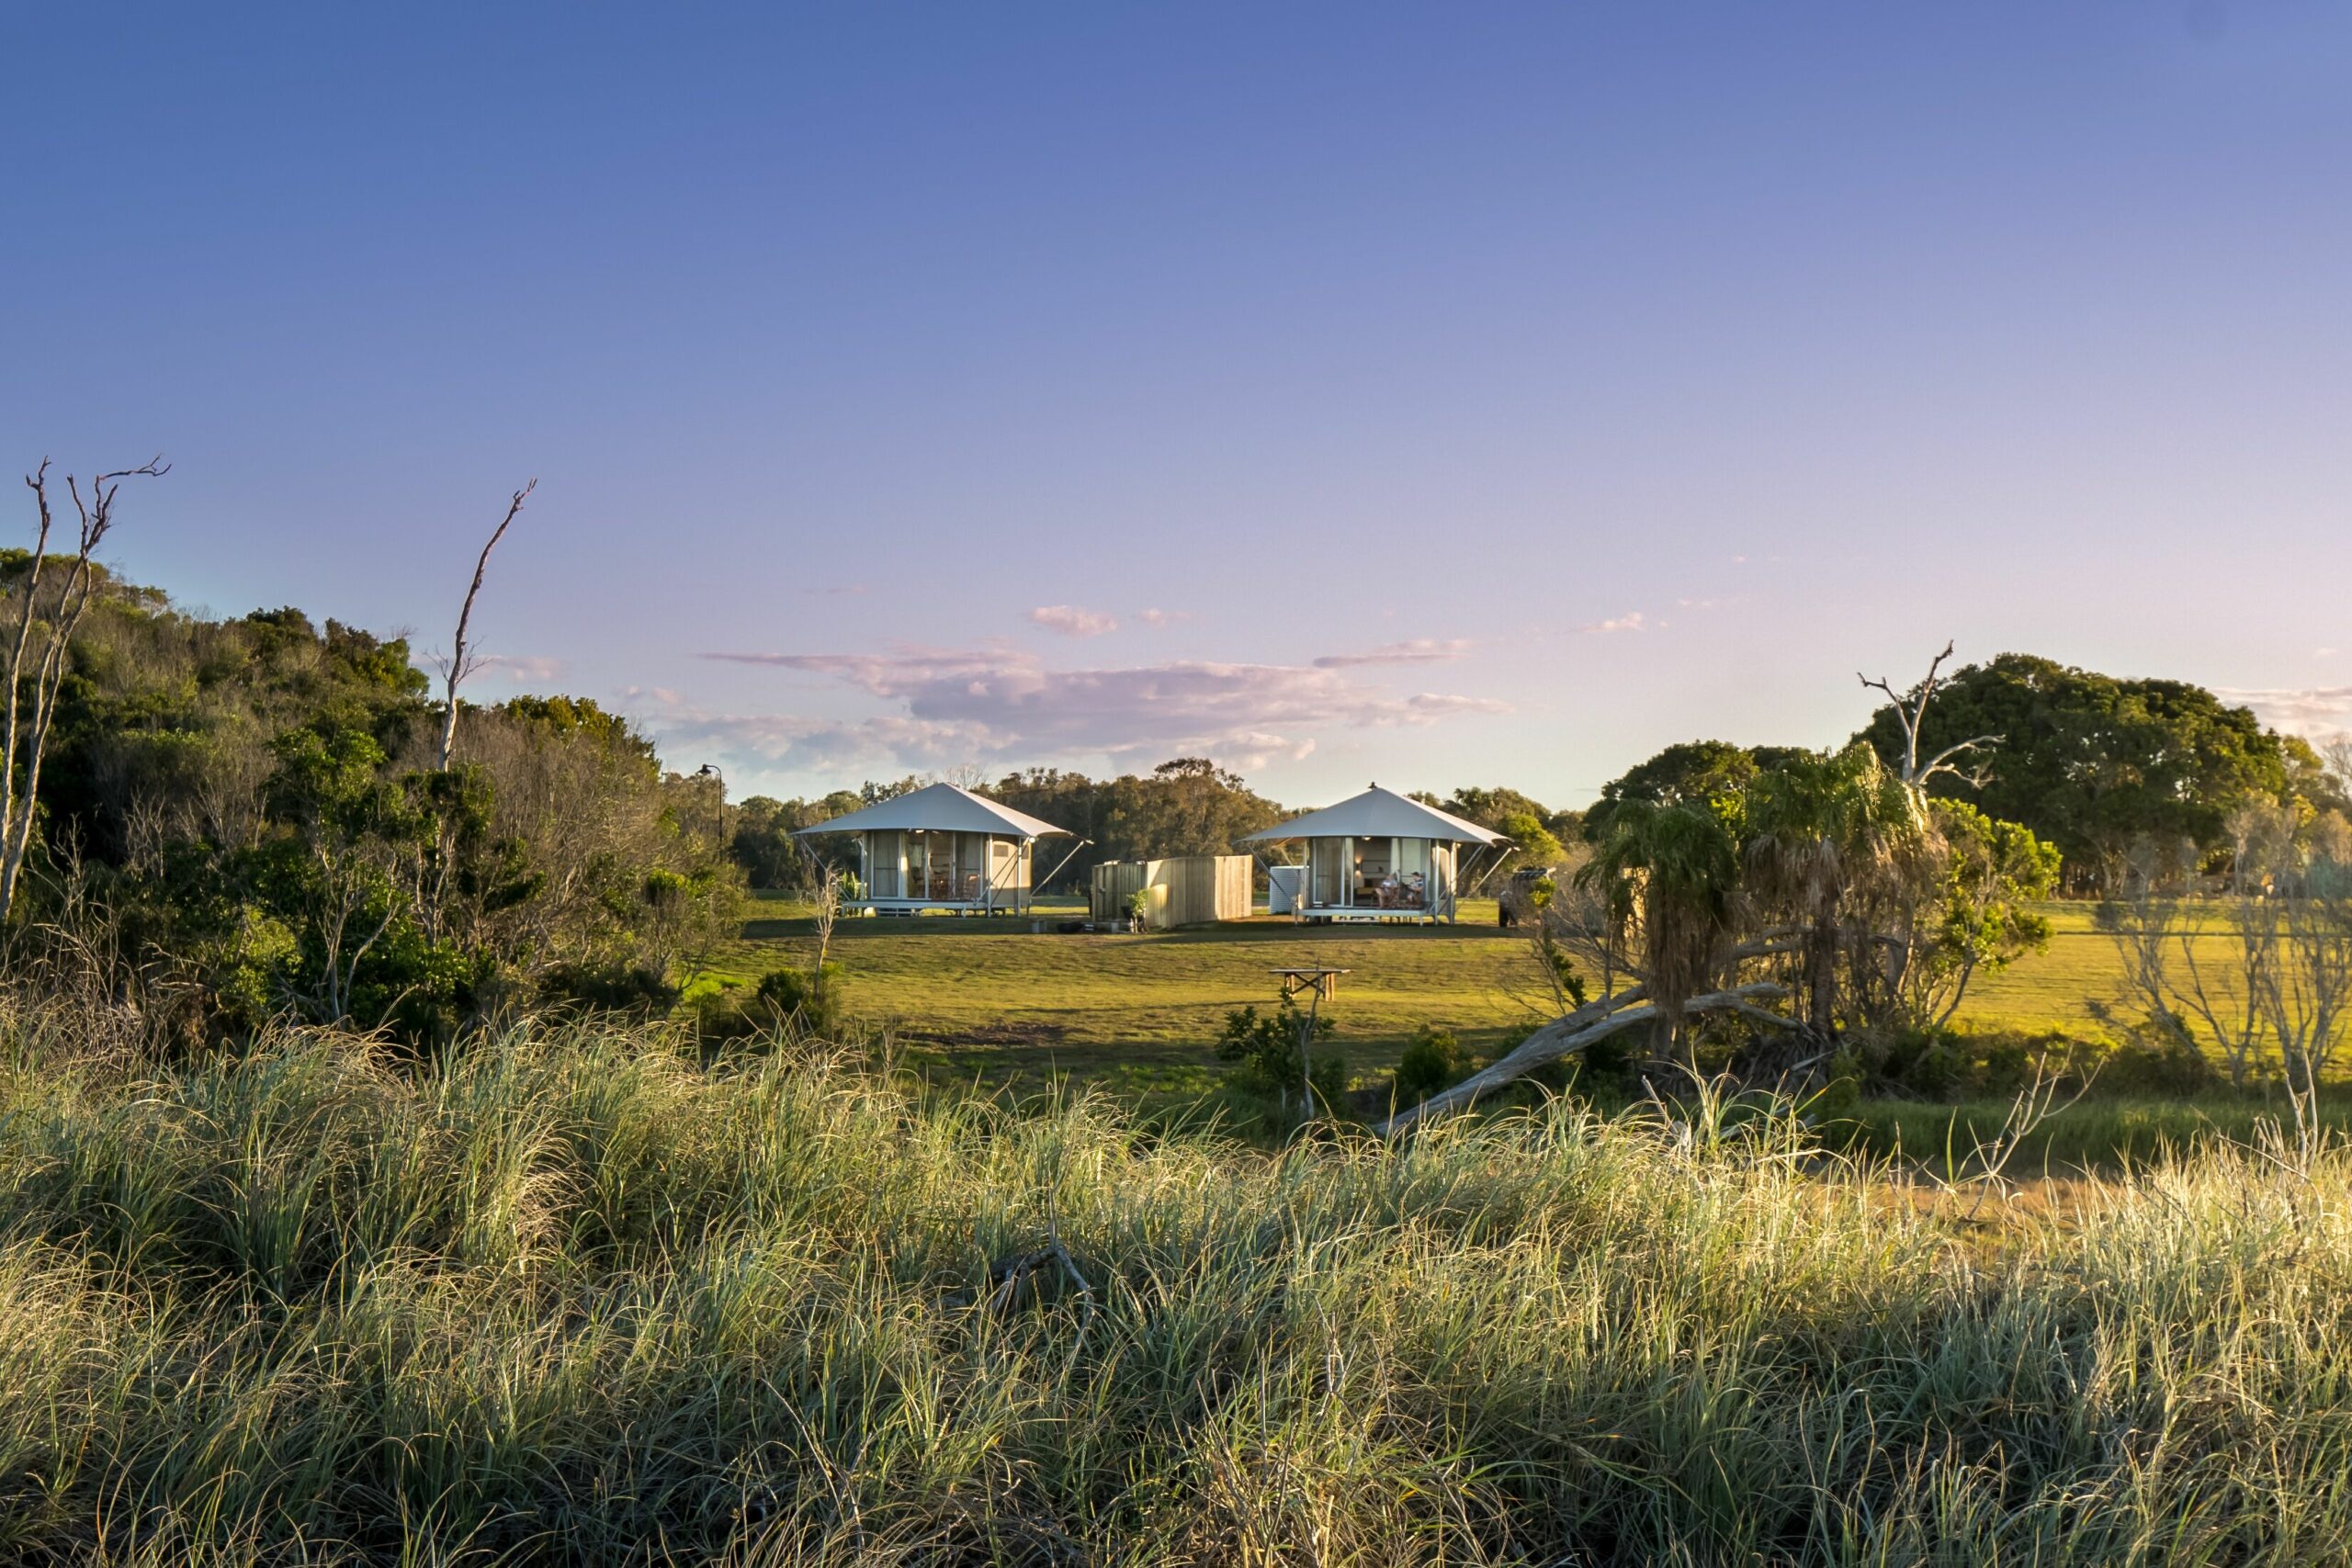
[{"x1": 694, "y1": 763, "x2": 724, "y2": 845}]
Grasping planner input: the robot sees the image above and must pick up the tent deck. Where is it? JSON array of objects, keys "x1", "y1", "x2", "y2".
[
  {"x1": 848, "y1": 896, "x2": 1012, "y2": 917},
  {"x1": 1296, "y1": 905, "x2": 1445, "y2": 924}
]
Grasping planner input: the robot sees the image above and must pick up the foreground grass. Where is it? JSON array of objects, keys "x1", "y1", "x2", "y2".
[
  {"x1": 5, "y1": 1021, "x2": 2352, "y2": 1562},
  {"x1": 1830, "y1": 1091, "x2": 2352, "y2": 1171}
]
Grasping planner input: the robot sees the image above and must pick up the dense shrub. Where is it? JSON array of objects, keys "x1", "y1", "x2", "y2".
[
  {"x1": 692, "y1": 966, "x2": 846, "y2": 1045},
  {"x1": 22, "y1": 581, "x2": 743, "y2": 1048},
  {"x1": 1841, "y1": 1023, "x2": 2079, "y2": 1100},
  {"x1": 2087, "y1": 1010, "x2": 2217, "y2": 1095},
  {"x1": 1215, "y1": 998, "x2": 1344, "y2": 1116},
  {"x1": 1392, "y1": 1023, "x2": 1472, "y2": 1107},
  {"x1": 538, "y1": 959, "x2": 682, "y2": 1017}
]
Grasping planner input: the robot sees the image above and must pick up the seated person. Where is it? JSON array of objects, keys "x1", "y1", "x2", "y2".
[{"x1": 1401, "y1": 872, "x2": 1427, "y2": 908}]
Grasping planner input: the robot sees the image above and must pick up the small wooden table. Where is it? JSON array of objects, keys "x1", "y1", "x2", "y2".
[{"x1": 1269, "y1": 966, "x2": 1349, "y2": 1001}]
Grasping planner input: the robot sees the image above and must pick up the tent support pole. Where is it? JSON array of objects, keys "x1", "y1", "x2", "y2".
[{"x1": 1033, "y1": 838, "x2": 1093, "y2": 909}]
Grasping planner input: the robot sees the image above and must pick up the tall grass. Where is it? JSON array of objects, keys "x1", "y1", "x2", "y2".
[
  {"x1": 1828, "y1": 1092, "x2": 2352, "y2": 1172},
  {"x1": 3, "y1": 1013, "x2": 2351, "y2": 1563}
]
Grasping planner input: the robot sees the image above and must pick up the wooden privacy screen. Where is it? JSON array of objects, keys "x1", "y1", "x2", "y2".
[{"x1": 1089, "y1": 855, "x2": 1253, "y2": 928}]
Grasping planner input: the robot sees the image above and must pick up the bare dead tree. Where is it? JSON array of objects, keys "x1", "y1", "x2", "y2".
[
  {"x1": 1, "y1": 457, "x2": 167, "y2": 931},
  {"x1": 1860, "y1": 640, "x2": 2003, "y2": 790},
  {"x1": 809, "y1": 862, "x2": 842, "y2": 1021},
  {"x1": 2107, "y1": 819, "x2": 2281, "y2": 1092},
  {"x1": 1936, "y1": 1051, "x2": 2099, "y2": 1225},
  {"x1": 435, "y1": 479, "x2": 537, "y2": 771}
]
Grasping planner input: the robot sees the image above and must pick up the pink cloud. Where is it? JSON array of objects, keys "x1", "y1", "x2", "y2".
[
  {"x1": 1579, "y1": 611, "x2": 1648, "y2": 635},
  {"x1": 684, "y1": 644, "x2": 1507, "y2": 773},
  {"x1": 1314, "y1": 638, "x2": 1472, "y2": 669},
  {"x1": 1027, "y1": 604, "x2": 1119, "y2": 637}
]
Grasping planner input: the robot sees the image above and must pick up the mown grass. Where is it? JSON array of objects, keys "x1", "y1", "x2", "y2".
[
  {"x1": 6, "y1": 1014, "x2": 2352, "y2": 1562},
  {"x1": 717, "y1": 897, "x2": 2207, "y2": 1097},
  {"x1": 716, "y1": 894, "x2": 1552, "y2": 1094}
]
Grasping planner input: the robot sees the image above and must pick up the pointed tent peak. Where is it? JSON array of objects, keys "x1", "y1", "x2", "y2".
[
  {"x1": 1240, "y1": 784, "x2": 1506, "y2": 846},
  {"x1": 793, "y1": 781, "x2": 1071, "y2": 840}
]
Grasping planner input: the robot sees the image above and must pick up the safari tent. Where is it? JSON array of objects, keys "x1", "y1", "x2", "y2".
[
  {"x1": 1241, "y1": 784, "x2": 1504, "y2": 924},
  {"x1": 793, "y1": 783, "x2": 1069, "y2": 915}
]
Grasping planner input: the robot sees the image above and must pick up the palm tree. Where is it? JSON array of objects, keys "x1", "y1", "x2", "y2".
[
  {"x1": 1741, "y1": 741, "x2": 1929, "y2": 1033},
  {"x1": 1575, "y1": 798, "x2": 1740, "y2": 1066}
]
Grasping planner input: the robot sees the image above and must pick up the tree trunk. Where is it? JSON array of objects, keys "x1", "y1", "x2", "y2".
[{"x1": 1375, "y1": 981, "x2": 1790, "y2": 1137}]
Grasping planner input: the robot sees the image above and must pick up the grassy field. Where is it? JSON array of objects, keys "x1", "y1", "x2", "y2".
[
  {"x1": 715, "y1": 896, "x2": 2170, "y2": 1094},
  {"x1": 6, "y1": 1017, "x2": 2351, "y2": 1562},
  {"x1": 714, "y1": 895, "x2": 1556, "y2": 1093}
]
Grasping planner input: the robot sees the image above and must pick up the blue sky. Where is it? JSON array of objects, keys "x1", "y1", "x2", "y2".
[{"x1": 6, "y1": 3, "x2": 2348, "y2": 807}]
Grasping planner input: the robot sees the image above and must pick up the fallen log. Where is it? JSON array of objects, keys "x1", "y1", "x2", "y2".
[{"x1": 1374, "y1": 981, "x2": 1792, "y2": 1137}]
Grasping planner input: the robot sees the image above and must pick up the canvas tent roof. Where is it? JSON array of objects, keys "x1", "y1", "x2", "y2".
[
  {"x1": 1240, "y1": 785, "x2": 1506, "y2": 847},
  {"x1": 793, "y1": 782, "x2": 1069, "y2": 840}
]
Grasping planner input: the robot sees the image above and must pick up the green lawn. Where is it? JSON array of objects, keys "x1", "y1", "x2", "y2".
[
  {"x1": 715, "y1": 894, "x2": 1556, "y2": 1092},
  {"x1": 715, "y1": 895, "x2": 2194, "y2": 1095},
  {"x1": 1951, "y1": 900, "x2": 2152, "y2": 1035}
]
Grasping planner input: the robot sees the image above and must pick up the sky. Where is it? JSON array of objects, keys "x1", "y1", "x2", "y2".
[{"x1": 5, "y1": 2, "x2": 2348, "y2": 808}]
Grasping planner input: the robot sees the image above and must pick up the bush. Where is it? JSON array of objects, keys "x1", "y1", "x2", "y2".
[
  {"x1": 1393, "y1": 1025, "x2": 1472, "y2": 1107},
  {"x1": 693, "y1": 965, "x2": 846, "y2": 1044},
  {"x1": 539, "y1": 960, "x2": 681, "y2": 1016},
  {"x1": 756, "y1": 964, "x2": 846, "y2": 1039},
  {"x1": 1849, "y1": 1024, "x2": 2079, "y2": 1101},
  {"x1": 1216, "y1": 999, "x2": 1344, "y2": 1117},
  {"x1": 2093, "y1": 1020, "x2": 2214, "y2": 1096}
]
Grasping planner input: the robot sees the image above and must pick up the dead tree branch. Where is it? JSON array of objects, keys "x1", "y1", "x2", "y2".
[
  {"x1": 1374, "y1": 981, "x2": 1792, "y2": 1137},
  {"x1": 435, "y1": 479, "x2": 537, "y2": 770},
  {"x1": 1, "y1": 457, "x2": 166, "y2": 930},
  {"x1": 1860, "y1": 639, "x2": 2002, "y2": 790}
]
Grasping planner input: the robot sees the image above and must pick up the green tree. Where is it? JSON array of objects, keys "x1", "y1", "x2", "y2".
[
  {"x1": 1741, "y1": 742, "x2": 1928, "y2": 1033},
  {"x1": 1584, "y1": 741, "x2": 1804, "y2": 843},
  {"x1": 1855, "y1": 653, "x2": 2300, "y2": 891},
  {"x1": 1905, "y1": 800, "x2": 2060, "y2": 1027},
  {"x1": 25, "y1": 568, "x2": 741, "y2": 1045},
  {"x1": 1575, "y1": 799, "x2": 1740, "y2": 1066}
]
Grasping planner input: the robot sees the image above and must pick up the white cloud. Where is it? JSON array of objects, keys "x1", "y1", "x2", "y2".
[
  {"x1": 473, "y1": 654, "x2": 568, "y2": 683},
  {"x1": 1313, "y1": 638, "x2": 1472, "y2": 669},
  {"x1": 1136, "y1": 607, "x2": 1190, "y2": 627},
  {"x1": 1027, "y1": 604, "x2": 1119, "y2": 637},
  {"x1": 1578, "y1": 611, "x2": 1648, "y2": 635},
  {"x1": 2220, "y1": 685, "x2": 2352, "y2": 740},
  {"x1": 685, "y1": 643, "x2": 1507, "y2": 775}
]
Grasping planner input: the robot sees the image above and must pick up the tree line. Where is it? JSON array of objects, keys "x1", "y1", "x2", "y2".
[
  {"x1": 1382, "y1": 650, "x2": 2352, "y2": 1130},
  {"x1": 729, "y1": 650, "x2": 2338, "y2": 909},
  {"x1": 727, "y1": 761, "x2": 1584, "y2": 897},
  {"x1": 8, "y1": 458, "x2": 2338, "y2": 1076}
]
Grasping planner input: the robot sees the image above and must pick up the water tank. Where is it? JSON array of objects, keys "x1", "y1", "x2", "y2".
[{"x1": 1266, "y1": 863, "x2": 1305, "y2": 915}]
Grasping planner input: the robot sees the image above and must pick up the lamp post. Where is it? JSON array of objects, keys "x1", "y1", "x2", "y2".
[{"x1": 693, "y1": 763, "x2": 724, "y2": 845}]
